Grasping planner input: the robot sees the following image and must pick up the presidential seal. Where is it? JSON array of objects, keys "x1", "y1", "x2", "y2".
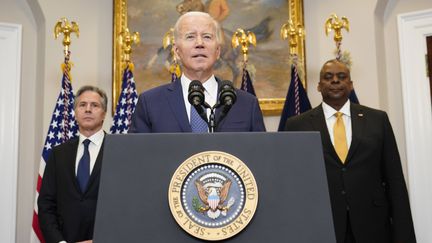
[{"x1": 168, "y1": 151, "x2": 258, "y2": 241}]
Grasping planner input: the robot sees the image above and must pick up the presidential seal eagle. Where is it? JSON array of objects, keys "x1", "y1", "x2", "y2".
[{"x1": 194, "y1": 177, "x2": 235, "y2": 219}]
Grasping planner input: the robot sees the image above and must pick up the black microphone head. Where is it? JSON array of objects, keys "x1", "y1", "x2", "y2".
[
  {"x1": 188, "y1": 80, "x2": 205, "y2": 106},
  {"x1": 218, "y1": 80, "x2": 237, "y2": 106}
]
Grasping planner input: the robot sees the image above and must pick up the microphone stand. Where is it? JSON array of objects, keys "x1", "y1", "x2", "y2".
[{"x1": 208, "y1": 106, "x2": 216, "y2": 133}]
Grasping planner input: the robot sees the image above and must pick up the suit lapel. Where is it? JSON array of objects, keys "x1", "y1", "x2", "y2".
[
  {"x1": 166, "y1": 79, "x2": 191, "y2": 132},
  {"x1": 66, "y1": 139, "x2": 82, "y2": 194},
  {"x1": 310, "y1": 105, "x2": 342, "y2": 167},
  {"x1": 345, "y1": 104, "x2": 365, "y2": 164},
  {"x1": 214, "y1": 77, "x2": 225, "y2": 129}
]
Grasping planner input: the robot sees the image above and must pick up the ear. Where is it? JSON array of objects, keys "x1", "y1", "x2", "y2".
[
  {"x1": 349, "y1": 80, "x2": 354, "y2": 91},
  {"x1": 317, "y1": 82, "x2": 322, "y2": 92},
  {"x1": 216, "y1": 45, "x2": 221, "y2": 60},
  {"x1": 173, "y1": 43, "x2": 181, "y2": 60}
]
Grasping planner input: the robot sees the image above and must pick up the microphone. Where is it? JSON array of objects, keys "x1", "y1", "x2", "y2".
[
  {"x1": 188, "y1": 80, "x2": 209, "y2": 123},
  {"x1": 216, "y1": 80, "x2": 237, "y2": 124},
  {"x1": 188, "y1": 80, "x2": 205, "y2": 107},
  {"x1": 218, "y1": 80, "x2": 237, "y2": 108}
]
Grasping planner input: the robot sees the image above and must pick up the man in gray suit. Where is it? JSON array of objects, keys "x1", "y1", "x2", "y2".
[{"x1": 284, "y1": 59, "x2": 416, "y2": 243}]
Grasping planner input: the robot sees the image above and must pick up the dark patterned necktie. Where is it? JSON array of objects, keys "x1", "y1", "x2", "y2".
[
  {"x1": 190, "y1": 105, "x2": 208, "y2": 133},
  {"x1": 77, "y1": 139, "x2": 91, "y2": 192}
]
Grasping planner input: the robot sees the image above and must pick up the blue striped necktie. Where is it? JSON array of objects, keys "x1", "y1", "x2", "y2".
[
  {"x1": 77, "y1": 139, "x2": 91, "y2": 192},
  {"x1": 190, "y1": 105, "x2": 208, "y2": 133}
]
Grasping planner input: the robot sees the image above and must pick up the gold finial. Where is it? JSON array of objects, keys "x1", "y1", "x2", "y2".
[
  {"x1": 325, "y1": 13, "x2": 350, "y2": 43},
  {"x1": 232, "y1": 28, "x2": 256, "y2": 63},
  {"x1": 54, "y1": 18, "x2": 79, "y2": 55},
  {"x1": 163, "y1": 28, "x2": 175, "y2": 50},
  {"x1": 119, "y1": 28, "x2": 140, "y2": 63},
  {"x1": 163, "y1": 28, "x2": 181, "y2": 78},
  {"x1": 280, "y1": 19, "x2": 304, "y2": 55}
]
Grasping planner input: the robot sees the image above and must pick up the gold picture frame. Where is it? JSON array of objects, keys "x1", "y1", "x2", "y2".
[{"x1": 113, "y1": 0, "x2": 305, "y2": 116}]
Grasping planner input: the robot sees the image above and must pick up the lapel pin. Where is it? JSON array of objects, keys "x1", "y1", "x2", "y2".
[{"x1": 358, "y1": 113, "x2": 363, "y2": 117}]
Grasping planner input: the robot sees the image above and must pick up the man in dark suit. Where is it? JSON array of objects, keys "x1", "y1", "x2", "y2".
[
  {"x1": 38, "y1": 85, "x2": 108, "y2": 243},
  {"x1": 284, "y1": 59, "x2": 416, "y2": 243},
  {"x1": 129, "y1": 11, "x2": 265, "y2": 133}
]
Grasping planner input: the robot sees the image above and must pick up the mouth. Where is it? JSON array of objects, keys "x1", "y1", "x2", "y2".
[{"x1": 192, "y1": 54, "x2": 207, "y2": 58}]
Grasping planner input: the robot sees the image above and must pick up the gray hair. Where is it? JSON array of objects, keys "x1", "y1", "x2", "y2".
[
  {"x1": 173, "y1": 11, "x2": 223, "y2": 45},
  {"x1": 74, "y1": 85, "x2": 108, "y2": 112},
  {"x1": 320, "y1": 59, "x2": 351, "y2": 79}
]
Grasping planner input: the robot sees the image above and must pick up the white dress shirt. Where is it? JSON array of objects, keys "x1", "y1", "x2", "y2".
[
  {"x1": 180, "y1": 74, "x2": 218, "y2": 122},
  {"x1": 75, "y1": 129, "x2": 105, "y2": 175},
  {"x1": 322, "y1": 101, "x2": 352, "y2": 148}
]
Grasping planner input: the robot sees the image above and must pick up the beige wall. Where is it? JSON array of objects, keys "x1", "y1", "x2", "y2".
[
  {"x1": 38, "y1": 0, "x2": 114, "y2": 133},
  {"x1": 0, "y1": 0, "x2": 43, "y2": 242},
  {"x1": 1, "y1": 0, "x2": 431, "y2": 242},
  {"x1": 300, "y1": 0, "x2": 432, "y2": 177}
]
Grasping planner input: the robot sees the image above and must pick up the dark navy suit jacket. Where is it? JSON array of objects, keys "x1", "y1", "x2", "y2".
[
  {"x1": 38, "y1": 137, "x2": 105, "y2": 243},
  {"x1": 129, "y1": 78, "x2": 266, "y2": 133}
]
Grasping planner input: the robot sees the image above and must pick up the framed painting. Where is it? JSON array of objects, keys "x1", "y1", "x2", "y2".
[{"x1": 113, "y1": 0, "x2": 305, "y2": 115}]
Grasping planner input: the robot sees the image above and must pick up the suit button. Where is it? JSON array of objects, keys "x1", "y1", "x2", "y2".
[
  {"x1": 341, "y1": 190, "x2": 346, "y2": 195},
  {"x1": 342, "y1": 168, "x2": 347, "y2": 172}
]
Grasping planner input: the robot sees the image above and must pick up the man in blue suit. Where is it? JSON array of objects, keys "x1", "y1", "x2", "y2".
[{"x1": 129, "y1": 11, "x2": 265, "y2": 133}]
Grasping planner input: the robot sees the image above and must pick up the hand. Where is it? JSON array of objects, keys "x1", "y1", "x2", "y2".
[{"x1": 76, "y1": 240, "x2": 92, "y2": 243}]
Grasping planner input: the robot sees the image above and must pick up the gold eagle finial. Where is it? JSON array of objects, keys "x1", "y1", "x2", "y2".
[
  {"x1": 232, "y1": 28, "x2": 256, "y2": 63},
  {"x1": 163, "y1": 28, "x2": 181, "y2": 78},
  {"x1": 325, "y1": 13, "x2": 350, "y2": 43},
  {"x1": 119, "y1": 28, "x2": 140, "y2": 63},
  {"x1": 280, "y1": 19, "x2": 304, "y2": 55},
  {"x1": 54, "y1": 18, "x2": 79, "y2": 54}
]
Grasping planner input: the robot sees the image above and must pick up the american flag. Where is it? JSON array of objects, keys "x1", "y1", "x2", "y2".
[
  {"x1": 240, "y1": 66, "x2": 256, "y2": 96},
  {"x1": 31, "y1": 60, "x2": 78, "y2": 243},
  {"x1": 278, "y1": 63, "x2": 312, "y2": 131},
  {"x1": 110, "y1": 63, "x2": 138, "y2": 134}
]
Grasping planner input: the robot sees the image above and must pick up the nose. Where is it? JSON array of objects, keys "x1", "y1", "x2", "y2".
[
  {"x1": 85, "y1": 104, "x2": 92, "y2": 112},
  {"x1": 331, "y1": 74, "x2": 340, "y2": 83},
  {"x1": 195, "y1": 36, "x2": 204, "y2": 47}
]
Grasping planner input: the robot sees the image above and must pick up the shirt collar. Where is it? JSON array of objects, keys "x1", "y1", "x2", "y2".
[
  {"x1": 180, "y1": 74, "x2": 217, "y2": 99},
  {"x1": 181, "y1": 74, "x2": 217, "y2": 90},
  {"x1": 78, "y1": 129, "x2": 105, "y2": 146},
  {"x1": 322, "y1": 100, "x2": 351, "y2": 119}
]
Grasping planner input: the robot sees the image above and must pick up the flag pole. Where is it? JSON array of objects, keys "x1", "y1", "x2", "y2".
[
  {"x1": 110, "y1": 27, "x2": 140, "y2": 134},
  {"x1": 232, "y1": 28, "x2": 257, "y2": 95},
  {"x1": 31, "y1": 18, "x2": 80, "y2": 243},
  {"x1": 163, "y1": 27, "x2": 181, "y2": 81},
  {"x1": 324, "y1": 13, "x2": 359, "y2": 103},
  {"x1": 277, "y1": 12, "x2": 311, "y2": 131},
  {"x1": 324, "y1": 13, "x2": 350, "y2": 64}
]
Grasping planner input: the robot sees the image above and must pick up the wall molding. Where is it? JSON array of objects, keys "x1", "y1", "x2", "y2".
[
  {"x1": 0, "y1": 22, "x2": 22, "y2": 243},
  {"x1": 398, "y1": 8, "x2": 432, "y2": 243}
]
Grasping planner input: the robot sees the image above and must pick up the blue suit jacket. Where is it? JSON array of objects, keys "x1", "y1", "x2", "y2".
[{"x1": 129, "y1": 78, "x2": 266, "y2": 133}]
